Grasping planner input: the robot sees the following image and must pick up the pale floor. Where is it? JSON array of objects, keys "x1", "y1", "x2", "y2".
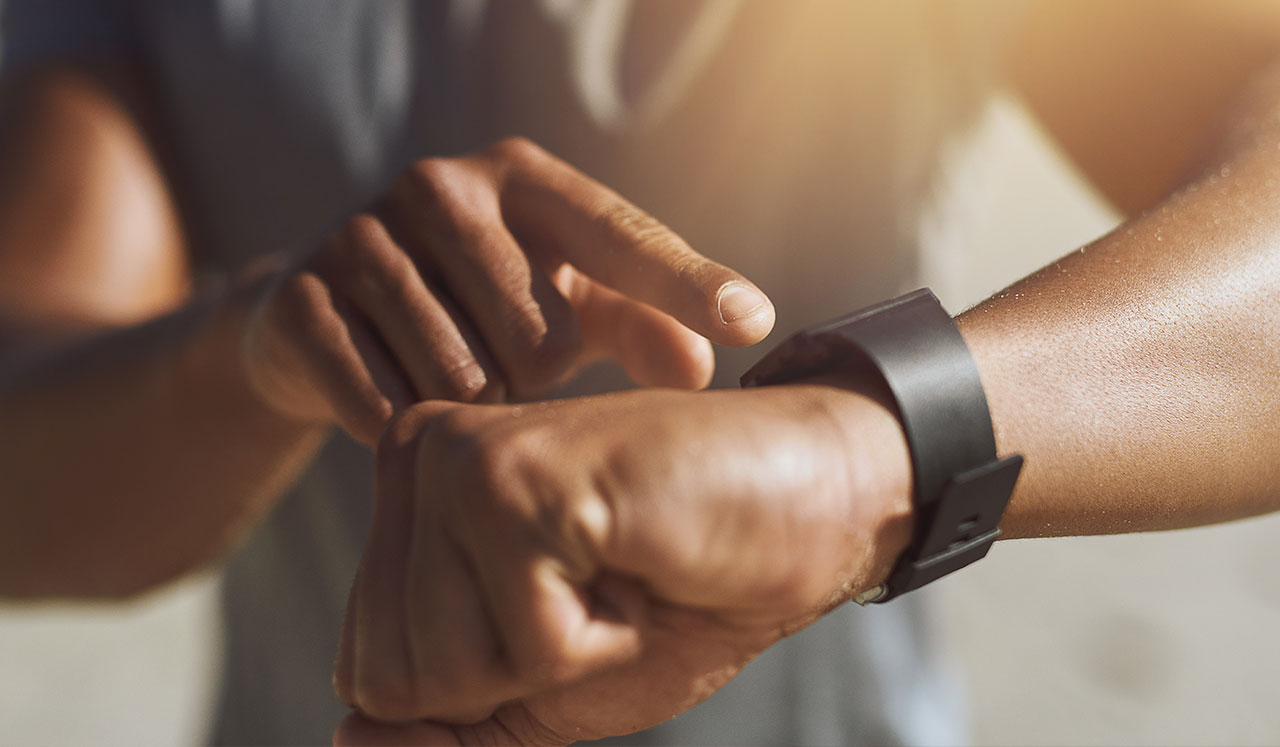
[{"x1": 2, "y1": 96, "x2": 1278, "y2": 746}]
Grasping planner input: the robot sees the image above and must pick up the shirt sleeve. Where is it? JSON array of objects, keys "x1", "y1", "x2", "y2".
[{"x1": 0, "y1": 0, "x2": 140, "y2": 76}]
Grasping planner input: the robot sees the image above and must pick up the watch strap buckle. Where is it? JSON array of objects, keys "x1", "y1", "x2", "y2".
[{"x1": 884, "y1": 454, "x2": 1023, "y2": 599}]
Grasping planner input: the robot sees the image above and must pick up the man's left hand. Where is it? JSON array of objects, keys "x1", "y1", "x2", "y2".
[{"x1": 332, "y1": 384, "x2": 913, "y2": 745}]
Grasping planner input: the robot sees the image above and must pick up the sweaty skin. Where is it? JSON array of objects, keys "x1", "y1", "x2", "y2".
[{"x1": 963, "y1": 68, "x2": 1280, "y2": 539}]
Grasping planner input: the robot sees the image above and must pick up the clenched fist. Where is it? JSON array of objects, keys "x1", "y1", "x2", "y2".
[
  {"x1": 333, "y1": 382, "x2": 915, "y2": 745},
  {"x1": 243, "y1": 137, "x2": 775, "y2": 444}
]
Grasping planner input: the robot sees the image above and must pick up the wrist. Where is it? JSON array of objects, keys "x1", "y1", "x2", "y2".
[
  {"x1": 801, "y1": 377, "x2": 915, "y2": 598},
  {"x1": 236, "y1": 268, "x2": 342, "y2": 430},
  {"x1": 177, "y1": 274, "x2": 330, "y2": 433},
  {"x1": 745, "y1": 290, "x2": 1022, "y2": 602}
]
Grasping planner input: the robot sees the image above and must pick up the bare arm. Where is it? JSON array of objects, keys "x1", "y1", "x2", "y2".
[
  {"x1": 0, "y1": 66, "x2": 775, "y2": 600},
  {"x1": 968, "y1": 1, "x2": 1280, "y2": 537},
  {"x1": 0, "y1": 66, "x2": 326, "y2": 598}
]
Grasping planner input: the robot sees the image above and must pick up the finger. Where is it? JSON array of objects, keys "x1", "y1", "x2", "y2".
[
  {"x1": 262, "y1": 271, "x2": 406, "y2": 446},
  {"x1": 343, "y1": 412, "x2": 424, "y2": 722},
  {"x1": 334, "y1": 713, "x2": 461, "y2": 747},
  {"x1": 463, "y1": 547, "x2": 642, "y2": 692},
  {"x1": 333, "y1": 300, "x2": 415, "y2": 443},
  {"x1": 323, "y1": 214, "x2": 507, "y2": 404},
  {"x1": 383, "y1": 173, "x2": 581, "y2": 398},
  {"x1": 333, "y1": 705, "x2": 566, "y2": 747},
  {"x1": 555, "y1": 265, "x2": 715, "y2": 389},
  {"x1": 490, "y1": 137, "x2": 775, "y2": 346},
  {"x1": 443, "y1": 438, "x2": 642, "y2": 688},
  {"x1": 403, "y1": 513, "x2": 524, "y2": 722}
]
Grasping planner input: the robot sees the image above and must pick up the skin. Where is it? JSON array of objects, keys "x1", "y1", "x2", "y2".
[
  {"x1": 333, "y1": 383, "x2": 914, "y2": 745},
  {"x1": 243, "y1": 136, "x2": 775, "y2": 444},
  {"x1": 0, "y1": 0, "x2": 1276, "y2": 744},
  {"x1": 333, "y1": 3, "x2": 1280, "y2": 745},
  {"x1": 0, "y1": 73, "x2": 774, "y2": 597},
  {"x1": 334, "y1": 100, "x2": 1280, "y2": 736}
]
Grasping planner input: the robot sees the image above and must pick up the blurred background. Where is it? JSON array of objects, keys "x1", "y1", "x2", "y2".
[
  {"x1": 3, "y1": 89, "x2": 1278, "y2": 746},
  {"x1": 4, "y1": 0, "x2": 1280, "y2": 743}
]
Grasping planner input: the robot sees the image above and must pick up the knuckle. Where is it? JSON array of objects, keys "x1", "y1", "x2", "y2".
[
  {"x1": 508, "y1": 627, "x2": 577, "y2": 686},
  {"x1": 589, "y1": 201, "x2": 714, "y2": 287},
  {"x1": 378, "y1": 405, "x2": 430, "y2": 456},
  {"x1": 273, "y1": 271, "x2": 336, "y2": 336},
  {"x1": 427, "y1": 405, "x2": 479, "y2": 444},
  {"x1": 453, "y1": 426, "x2": 542, "y2": 513},
  {"x1": 420, "y1": 406, "x2": 490, "y2": 470},
  {"x1": 374, "y1": 414, "x2": 420, "y2": 478},
  {"x1": 402, "y1": 156, "x2": 459, "y2": 199},
  {"x1": 399, "y1": 157, "x2": 494, "y2": 241},
  {"x1": 397, "y1": 662, "x2": 496, "y2": 724},
  {"x1": 352, "y1": 398, "x2": 397, "y2": 447},
  {"x1": 334, "y1": 214, "x2": 411, "y2": 296},
  {"x1": 377, "y1": 401, "x2": 459, "y2": 472},
  {"x1": 426, "y1": 653, "x2": 488, "y2": 708},
  {"x1": 486, "y1": 135, "x2": 546, "y2": 169},
  {"x1": 339, "y1": 212, "x2": 390, "y2": 254},
  {"x1": 459, "y1": 427, "x2": 521, "y2": 488},
  {"x1": 459, "y1": 427, "x2": 584, "y2": 553},
  {"x1": 354, "y1": 669, "x2": 423, "y2": 723},
  {"x1": 592, "y1": 199, "x2": 674, "y2": 247},
  {"x1": 669, "y1": 251, "x2": 713, "y2": 285},
  {"x1": 402, "y1": 157, "x2": 476, "y2": 213}
]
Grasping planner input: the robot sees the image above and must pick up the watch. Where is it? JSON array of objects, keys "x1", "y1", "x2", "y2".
[{"x1": 740, "y1": 288, "x2": 1023, "y2": 603}]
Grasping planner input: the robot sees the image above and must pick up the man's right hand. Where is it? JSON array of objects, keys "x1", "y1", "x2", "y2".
[{"x1": 241, "y1": 137, "x2": 775, "y2": 444}]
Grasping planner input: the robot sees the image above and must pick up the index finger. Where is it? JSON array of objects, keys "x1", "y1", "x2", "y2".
[{"x1": 488, "y1": 138, "x2": 775, "y2": 347}]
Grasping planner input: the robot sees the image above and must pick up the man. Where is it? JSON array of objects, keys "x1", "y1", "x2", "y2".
[{"x1": 1, "y1": 2, "x2": 1278, "y2": 744}]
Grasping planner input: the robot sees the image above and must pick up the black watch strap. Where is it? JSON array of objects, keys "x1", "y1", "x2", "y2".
[{"x1": 740, "y1": 288, "x2": 1022, "y2": 603}]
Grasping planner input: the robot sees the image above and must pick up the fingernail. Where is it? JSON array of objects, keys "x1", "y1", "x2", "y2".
[{"x1": 717, "y1": 284, "x2": 767, "y2": 324}]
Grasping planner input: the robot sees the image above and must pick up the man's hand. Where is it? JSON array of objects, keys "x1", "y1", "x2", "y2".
[
  {"x1": 332, "y1": 384, "x2": 913, "y2": 745},
  {"x1": 243, "y1": 137, "x2": 775, "y2": 444}
]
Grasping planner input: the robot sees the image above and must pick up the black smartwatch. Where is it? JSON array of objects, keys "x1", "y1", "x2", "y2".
[{"x1": 740, "y1": 288, "x2": 1022, "y2": 603}]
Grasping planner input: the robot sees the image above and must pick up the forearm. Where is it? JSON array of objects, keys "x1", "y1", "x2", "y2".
[
  {"x1": 957, "y1": 60, "x2": 1280, "y2": 539},
  {"x1": 0, "y1": 286, "x2": 327, "y2": 598}
]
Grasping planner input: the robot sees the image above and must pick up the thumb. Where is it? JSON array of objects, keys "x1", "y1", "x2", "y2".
[{"x1": 558, "y1": 267, "x2": 716, "y2": 389}]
